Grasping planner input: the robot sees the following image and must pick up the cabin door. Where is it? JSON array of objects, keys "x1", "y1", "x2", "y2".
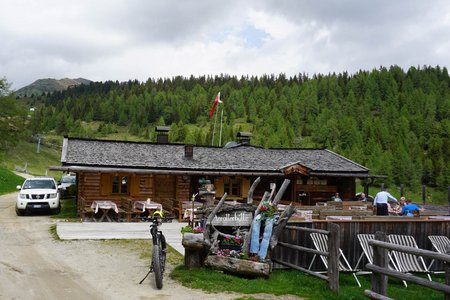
[{"x1": 154, "y1": 175, "x2": 176, "y2": 200}]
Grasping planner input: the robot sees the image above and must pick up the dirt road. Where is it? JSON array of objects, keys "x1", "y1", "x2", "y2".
[{"x1": 0, "y1": 192, "x2": 240, "y2": 300}]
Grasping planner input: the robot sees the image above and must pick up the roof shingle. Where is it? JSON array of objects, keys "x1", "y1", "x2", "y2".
[{"x1": 61, "y1": 138, "x2": 369, "y2": 175}]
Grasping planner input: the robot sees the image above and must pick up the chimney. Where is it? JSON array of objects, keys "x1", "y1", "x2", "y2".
[
  {"x1": 237, "y1": 132, "x2": 252, "y2": 145},
  {"x1": 184, "y1": 144, "x2": 193, "y2": 158},
  {"x1": 155, "y1": 126, "x2": 170, "y2": 144}
]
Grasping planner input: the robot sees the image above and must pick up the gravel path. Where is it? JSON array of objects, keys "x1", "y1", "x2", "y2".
[{"x1": 0, "y1": 191, "x2": 244, "y2": 300}]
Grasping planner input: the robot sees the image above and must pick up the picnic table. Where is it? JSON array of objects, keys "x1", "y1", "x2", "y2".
[
  {"x1": 133, "y1": 200, "x2": 163, "y2": 212},
  {"x1": 91, "y1": 200, "x2": 119, "y2": 222}
]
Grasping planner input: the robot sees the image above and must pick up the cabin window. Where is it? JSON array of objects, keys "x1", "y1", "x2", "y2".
[
  {"x1": 112, "y1": 175, "x2": 129, "y2": 194},
  {"x1": 306, "y1": 177, "x2": 327, "y2": 185},
  {"x1": 224, "y1": 177, "x2": 241, "y2": 196}
]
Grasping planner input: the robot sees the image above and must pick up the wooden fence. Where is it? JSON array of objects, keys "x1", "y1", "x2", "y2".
[
  {"x1": 364, "y1": 231, "x2": 450, "y2": 300},
  {"x1": 272, "y1": 222, "x2": 341, "y2": 293},
  {"x1": 272, "y1": 219, "x2": 450, "y2": 272}
]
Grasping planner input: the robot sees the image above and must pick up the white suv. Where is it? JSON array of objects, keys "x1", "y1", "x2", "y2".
[{"x1": 16, "y1": 177, "x2": 61, "y2": 216}]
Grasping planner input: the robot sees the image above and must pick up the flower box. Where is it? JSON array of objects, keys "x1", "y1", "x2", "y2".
[{"x1": 220, "y1": 244, "x2": 242, "y2": 251}]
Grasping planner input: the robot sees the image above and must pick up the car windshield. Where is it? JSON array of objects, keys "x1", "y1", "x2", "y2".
[
  {"x1": 23, "y1": 179, "x2": 56, "y2": 190},
  {"x1": 61, "y1": 176, "x2": 75, "y2": 184}
]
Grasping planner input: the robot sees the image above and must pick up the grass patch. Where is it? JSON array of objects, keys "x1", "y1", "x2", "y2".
[
  {"x1": 170, "y1": 266, "x2": 446, "y2": 299},
  {"x1": 49, "y1": 224, "x2": 60, "y2": 240},
  {"x1": 51, "y1": 197, "x2": 79, "y2": 221},
  {"x1": 0, "y1": 167, "x2": 24, "y2": 195}
]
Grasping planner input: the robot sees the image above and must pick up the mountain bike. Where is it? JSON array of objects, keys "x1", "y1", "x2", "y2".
[{"x1": 139, "y1": 211, "x2": 167, "y2": 289}]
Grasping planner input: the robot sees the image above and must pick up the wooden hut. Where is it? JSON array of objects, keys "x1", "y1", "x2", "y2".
[{"x1": 51, "y1": 136, "x2": 371, "y2": 220}]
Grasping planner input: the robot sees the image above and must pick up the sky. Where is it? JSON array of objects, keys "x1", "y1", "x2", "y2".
[{"x1": 1, "y1": 0, "x2": 450, "y2": 90}]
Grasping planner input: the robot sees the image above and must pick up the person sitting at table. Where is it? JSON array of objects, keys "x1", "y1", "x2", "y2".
[
  {"x1": 357, "y1": 193, "x2": 368, "y2": 202},
  {"x1": 401, "y1": 199, "x2": 424, "y2": 217},
  {"x1": 331, "y1": 192, "x2": 342, "y2": 202}
]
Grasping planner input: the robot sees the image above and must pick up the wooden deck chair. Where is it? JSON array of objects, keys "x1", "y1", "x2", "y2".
[
  {"x1": 308, "y1": 232, "x2": 361, "y2": 287},
  {"x1": 388, "y1": 234, "x2": 432, "y2": 282},
  {"x1": 427, "y1": 235, "x2": 450, "y2": 271},
  {"x1": 355, "y1": 234, "x2": 407, "y2": 287}
]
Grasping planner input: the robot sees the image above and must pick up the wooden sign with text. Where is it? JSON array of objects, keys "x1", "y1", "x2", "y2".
[{"x1": 212, "y1": 211, "x2": 253, "y2": 227}]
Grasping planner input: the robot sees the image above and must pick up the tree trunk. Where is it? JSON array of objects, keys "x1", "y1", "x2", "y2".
[
  {"x1": 182, "y1": 233, "x2": 205, "y2": 249},
  {"x1": 204, "y1": 255, "x2": 271, "y2": 277},
  {"x1": 270, "y1": 204, "x2": 295, "y2": 249}
]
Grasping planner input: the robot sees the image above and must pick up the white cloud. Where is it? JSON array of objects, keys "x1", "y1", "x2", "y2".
[{"x1": 1, "y1": 0, "x2": 450, "y2": 89}]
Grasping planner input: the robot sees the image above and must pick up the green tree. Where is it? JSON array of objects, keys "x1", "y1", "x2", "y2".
[{"x1": 0, "y1": 78, "x2": 27, "y2": 151}]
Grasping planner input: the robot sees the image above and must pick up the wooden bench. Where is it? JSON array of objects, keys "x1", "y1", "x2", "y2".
[
  {"x1": 420, "y1": 210, "x2": 449, "y2": 216},
  {"x1": 151, "y1": 198, "x2": 176, "y2": 222},
  {"x1": 120, "y1": 197, "x2": 141, "y2": 222},
  {"x1": 319, "y1": 209, "x2": 373, "y2": 220},
  {"x1": 79, "y1": 196, "x2": 94, "y2": 221},
  {"x1": 177, "y1": 200, "x2": 204, "y2": 222}
]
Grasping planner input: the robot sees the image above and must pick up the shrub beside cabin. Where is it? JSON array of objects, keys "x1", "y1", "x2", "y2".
[{"x1": 51, "y1": 135, "x2": 370, "y2": 218}]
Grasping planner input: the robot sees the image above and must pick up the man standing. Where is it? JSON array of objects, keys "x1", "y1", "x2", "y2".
[{"x1": 373, "y1": 188, "x2": 398, "y2": 216}]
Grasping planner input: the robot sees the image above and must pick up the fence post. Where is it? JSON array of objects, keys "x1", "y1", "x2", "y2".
[
  {"x1": 400, "y1": 184, "x2": 404, "y2": 197},
  {"x1": 422, "y1": 185, "x2": 426, "y2": 204},
  {"x1": 327, "y1": 222, "x2": 340, "y2": 293},
  {"x1": 373, "y1": 231, "x2": 388, "y2": 296},
  {"x1": 446, "y1": 244, "x2": 450, "y2": 300},
  {"x1": 447, "y1": 186, "x2": 450, "y2": 207}
]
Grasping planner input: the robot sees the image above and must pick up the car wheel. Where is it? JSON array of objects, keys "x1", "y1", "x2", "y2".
[{"x1": 16, "y1": 207, "x2": 26, "y2": 216}]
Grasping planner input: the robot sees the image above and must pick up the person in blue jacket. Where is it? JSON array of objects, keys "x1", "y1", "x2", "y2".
[{"x1": 401, "y1": 199, "x2": 424, "y2": 217}]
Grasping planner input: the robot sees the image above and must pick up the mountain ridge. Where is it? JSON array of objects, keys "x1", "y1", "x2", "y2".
[{"x1": 16, "y1": 77, "x2": 91, "y2": 97}]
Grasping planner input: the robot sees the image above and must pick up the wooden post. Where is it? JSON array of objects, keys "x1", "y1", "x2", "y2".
[
  {"x1": 447, "y1": 186, "x2": 450, "y2": 207},
  {"x1": 373, "y1": 231, "x2": 388, "y2": 297},
  {"x1": 327, "y1": 222, "x2": 340, "y2": 293},
  {"x1": 400, "y1": 184, "x2": 404, "y2": 197},
  {"x1": 446, "y1": 244, "x2": 450, "y2": 300}
]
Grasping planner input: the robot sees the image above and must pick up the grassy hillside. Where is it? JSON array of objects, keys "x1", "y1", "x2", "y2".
[
  {"x1": 1, "y1": 140, "x2": 62, "y2": 178},
  {"x1": 0, "y1": 168, "x2": 25, "y2": 195}
]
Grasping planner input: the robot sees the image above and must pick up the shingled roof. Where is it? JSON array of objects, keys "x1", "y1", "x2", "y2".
[{"x1": 54, "y1": 137, "x2": 369, "y2": 177}]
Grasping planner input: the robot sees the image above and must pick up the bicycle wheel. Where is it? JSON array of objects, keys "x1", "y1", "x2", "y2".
[
  {"x1": 152, "y1": 244, "x2": 163, "y2": 289},
  {"x1": 160, "y1": 234, "x2": 167, "y2": 274}
]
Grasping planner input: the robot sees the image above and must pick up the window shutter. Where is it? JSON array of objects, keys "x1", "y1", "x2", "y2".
[
  {"x1": 214, "y1": 177, "x2": 224, "y2": 197},
  {"x1": 100, "y1": 174, "x2": 111, "y2": 196},
  {"x1": 241, "y1": 178, "x2": 250, "y2": 198},
  {"x1": 130, "y1": 174, "x2": 140, "y2": 196}
]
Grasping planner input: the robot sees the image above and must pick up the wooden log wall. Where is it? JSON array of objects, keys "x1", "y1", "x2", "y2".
[
  {"x1": 176, "y1": 175, "x2": 191, "y2": 201},
  {"x1": 272, "y1": 219, "x2": 450, "y2": 271},
  {"x1": 78, "y1": 172, "x2": 102, "y2": 207}
]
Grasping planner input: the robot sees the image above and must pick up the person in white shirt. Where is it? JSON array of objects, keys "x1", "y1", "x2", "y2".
[{"x1": 373, "y1": 188, "x2": 398, "y2": 216}]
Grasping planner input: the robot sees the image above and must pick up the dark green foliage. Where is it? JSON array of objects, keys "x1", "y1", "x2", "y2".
[
  {"x1": 22, "y1": 66, "x2": 450, "y2": 194},
  {"x1": 0, "y1": 78, "x2": 28, "y2": 151}
]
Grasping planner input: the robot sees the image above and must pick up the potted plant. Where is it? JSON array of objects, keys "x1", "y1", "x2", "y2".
[{"x1": 220, "y1": 235, "x2": 242, "y2": 251}]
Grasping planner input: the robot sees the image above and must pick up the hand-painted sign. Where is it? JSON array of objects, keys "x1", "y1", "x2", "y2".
[{"x1": 212, "y1": 211, "x2": 253, "y2": 226}]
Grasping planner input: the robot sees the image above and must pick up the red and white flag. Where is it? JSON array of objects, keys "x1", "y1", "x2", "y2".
[{"x1": 209, "y1": 92, "x2": 222, "y2": 119}]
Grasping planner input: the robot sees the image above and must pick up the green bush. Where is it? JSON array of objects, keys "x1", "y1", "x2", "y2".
[{"x1": 180, "y1": 226, "x2": 194, "y2": 234}]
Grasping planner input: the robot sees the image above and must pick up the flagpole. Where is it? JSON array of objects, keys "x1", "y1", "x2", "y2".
[
  {"x1": 219, "y1": 106, "x2": 224, "y2": 147},
  {"x1": 211, "y1": 104, "x2": 218, "y2": 146}
]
